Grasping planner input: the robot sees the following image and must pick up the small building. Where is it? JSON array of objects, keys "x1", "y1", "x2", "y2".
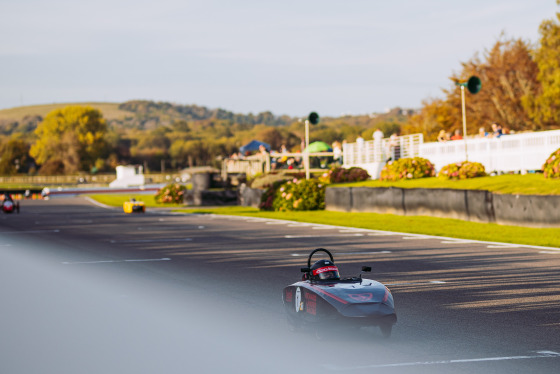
[{"x1": 109, "y1": 165, "x2": 145, "y2": 188}]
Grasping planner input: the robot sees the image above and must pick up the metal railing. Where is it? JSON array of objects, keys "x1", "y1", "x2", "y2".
[{"x1": 343, "y1": 134, "x2": 424, "y2": 166}]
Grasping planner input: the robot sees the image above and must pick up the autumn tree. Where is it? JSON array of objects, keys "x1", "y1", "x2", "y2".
[
  {"x1": 30, "y1": 106, "x2": 109, "y2": 174},
  {"x1": 528, "y1": 1, "x2": 560, "y2": 129},
  {"x1": 402, "y1": 98, "x2": 454, "y2": 141},
  {"x1": 445, "y1": 35, "x2": 539, "y2": 134},
  {"x1": 0, "y1": 138, "x2": 32, "y2": 174}
]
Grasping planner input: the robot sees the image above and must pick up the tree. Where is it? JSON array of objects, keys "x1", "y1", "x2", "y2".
[
  {"x1": 0, "y1": 138, "x2": 32, "y2": 174},
  {"x1": 30, "y1": 106, "x2": 109, "y2": 174},
  {"x1": 529, "y1": 1, "x2": 560, "y2": 129}
]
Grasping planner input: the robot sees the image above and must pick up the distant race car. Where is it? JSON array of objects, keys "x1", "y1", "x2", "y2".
[
  {"x1": 1, "y1": 194, "x2": 19, "y2": 214},
  {"x1": 283, "y1": 248, "x2": 397, "y2": 338},
  {"x1": 123, "y1": 198, "x2": 145, "y2": 213}
]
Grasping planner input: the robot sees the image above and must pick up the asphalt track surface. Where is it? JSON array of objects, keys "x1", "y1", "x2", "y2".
[{"x1": 1, "y1": 198, "x2": 560, "y2": 374}]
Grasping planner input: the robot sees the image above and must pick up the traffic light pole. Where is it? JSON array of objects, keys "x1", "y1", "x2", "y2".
[
  {"x1": 305, "y1": 119, "x2": 310, "y2": 180},
  {"x1": 461, "y1": 85, "x2": 469, "y2": 161}
]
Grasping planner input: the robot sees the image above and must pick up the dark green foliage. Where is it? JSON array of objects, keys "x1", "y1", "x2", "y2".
[
  {"x1": 260, "y1": 178, "x2": 326, "y2": 211},
  {"x1": 321, "y1": 167, "x2": 370, "y2": 184}
]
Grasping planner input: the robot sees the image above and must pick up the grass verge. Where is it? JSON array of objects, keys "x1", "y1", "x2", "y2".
[
  {"x1": 177, "y1": 207, "x2": 560, "y2": 248},
  {"x1": 86, "y1": 194, "x2": 560, "y2": 248},
  {"x1": 337, "y1": 174, "x2": 560, "y2": 195}
]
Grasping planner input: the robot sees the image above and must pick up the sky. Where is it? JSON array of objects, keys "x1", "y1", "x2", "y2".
[{"x1": 1, "y1": 0, "x2": 558, "y2": 117}]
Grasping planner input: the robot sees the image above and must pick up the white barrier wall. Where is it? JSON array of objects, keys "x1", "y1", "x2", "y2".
[{"x1": 343, "y1": 129, "x2": 560, "y2": 178}]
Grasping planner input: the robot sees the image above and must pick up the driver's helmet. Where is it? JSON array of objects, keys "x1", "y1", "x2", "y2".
[{"x1": 311, "y1": 259, "x2": 340, "y2": 281}]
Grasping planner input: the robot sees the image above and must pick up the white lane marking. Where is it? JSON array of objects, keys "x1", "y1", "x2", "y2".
[
  {"x1": 287, "y1": 223, "x2": 313, "y2": 227},
  {"x1": 284, "y1": 234, "x2": 365, "y2": 238},
  {"x1": 84, "y1": 196, "x2": 114, "y2": 209},
  {"x1": 487, "y1": 245, "x2": 520, "y2": 248},
  {"x1": 0, "y1": 229, "x2": 60, "y2": 234},
  {"x1": 110, "y1": 238, "x2": 192, "y2": 243},
  {"x1": 540, "y1": 251, "x2": 560, "y2": 254},
  {"x1": 290, "y1": 251, "x2": 391, "y2": 257},
  {"x1": 323, "y1": 351, "x2": 560, "y2": 371},
  {"x1": 198, "y1": 226, "x2": 205, "y2": 229},
  {"x1": 402, "y1": 236, "x2": 432, "y2": 240},
  {"x1": 385, "y1": 281, "x2": 447, "y2": 286},
  {"x1": 265, "y1": 221, "x2": 287, "y2": 225},
  {"x1": 440, "y1": 240, "x2": 474, "y2": 244},
  {"x1": 62, "y1": 258, "x2": 171, "y2": 265},
  {"x1": 338, "y1": 229, "x2": 368, "y2": 233},
  {"x1": 312, "y1": 226, "x2": 337, "y2": 230},
  {"x1": 368, "y1": 233, "x2": 396, "y2": 236}
]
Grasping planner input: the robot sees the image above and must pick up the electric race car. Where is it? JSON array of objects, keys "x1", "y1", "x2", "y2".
[
  {"x1": 283, "y1": 248, "x2": 397, "y2": 338},
  {"x1": 1, "y1": 194, "x2": 19, "y2": 214}
]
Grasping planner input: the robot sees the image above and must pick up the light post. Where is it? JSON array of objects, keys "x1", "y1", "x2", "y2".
[
  {"x1": 455, "y1": 76, "x2": 481, "y2": 161},
  {"x1": 304, "y1": 112, "x2": 319, "y2": 179}
]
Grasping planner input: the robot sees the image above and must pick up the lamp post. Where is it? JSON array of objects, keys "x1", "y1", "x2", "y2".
[
  {"x1": 304, "y1": 112, "x2": 319, "y2": 180},
  {"x1": 455, "y1": 76, "x2": 481, "y2": 161}
]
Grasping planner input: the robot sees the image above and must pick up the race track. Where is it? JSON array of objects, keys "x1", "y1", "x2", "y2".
[{"x1": 1, "y1": 198, "x2": 560, "y2": 374}]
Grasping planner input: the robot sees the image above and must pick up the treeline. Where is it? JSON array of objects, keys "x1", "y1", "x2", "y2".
[{"x1": 0, "y1": 101, "x2": 408, "y2": 175}]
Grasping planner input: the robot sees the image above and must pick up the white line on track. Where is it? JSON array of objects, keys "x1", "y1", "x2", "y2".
[
  {"x1": 487, "y1": 245, "x2": 521, "y2": 248},
  {"x1": 385, "y1": 280, "x2": 447, "y2": 286},
  {"x1": 368, "y1": 233, "x2": 396, "y2": 236},
  {"x1": 284, "y1": 234, "x2": 365, "y2": 238},
  {"x1": 440, "y1": 240, "x2": 475, "y2": 244},
  {"x1": 402, "y1": 236, "x2": 432, "y2": 240},
  {"x1": 323, "y1": 350, "x2": 560, "y2": 371},
  {"x1": 0, "y1": 229, "x2": 60, "y2": 234},
  {"x1": 291, "y1": 251, "x2": 391, "y2": 257},
  {"x1": 62, "y1": 258, "x2": 171, "y2": 265},
  {"x1": 540, "y1": 251, "x2": 560, "y2": 254},
  {"x1": 109, "y1": 238, "x2": 192, "y2": 243},
  {"x1": 265, "y1": 221, "x2": 288, "y2": 225},
  {"x1": 312, "y1": 226, "x2": 338, "y2": 230}
]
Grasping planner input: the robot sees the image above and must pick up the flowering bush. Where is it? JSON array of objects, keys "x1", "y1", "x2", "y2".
[
  {"x1": 319, "y1": 167, "x2": 370, "y2": 184},
  {"x1": 259, "y1": 180, "x2": 285, "y2": 210},
  {"x1": 260, "y1": 178, "x2": 325, "y2": 211},
  {"x1": 155, "y1": 183, "x2": 187, "y2": 204},
  {"x1": 380, "y1": 157, "x2": 436, "y2": 181},
  {"x1": 543, "y1": 148, "x2": 560, "y2": 178},
  {"x1": 438, "y1": 161, "x2": 486, "y2": 180}
]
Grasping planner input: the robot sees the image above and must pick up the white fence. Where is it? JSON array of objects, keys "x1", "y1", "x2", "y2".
[
  {"x1": 343, "y1": 129, "x2": 560, "y2": 178},
  {"x1": 343, "y1": 134, "x2": 424, "y2": 178},
  {"x1": 420, "y1": 130, "x2": 560, "y2": 173}
]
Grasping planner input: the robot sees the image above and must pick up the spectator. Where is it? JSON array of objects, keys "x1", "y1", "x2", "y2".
[
  {"x1": 491, "y1": 123, "x2": 503, "y2": 138},
  {"x1": 437, "y1": 130, "x2": 448, "y2": 142},
  {"x1": 387, "y1": 133, "x2": 401, "y2": 161},
  {"x1": 450, "y1": 129, "x2": 463, "y2": 140},
  {"x1": 477, "y1": 127, "x2": 488, "y2": 138},
  {"x1": 332, "y1": 141, "x2": 342, "y2": 165}
]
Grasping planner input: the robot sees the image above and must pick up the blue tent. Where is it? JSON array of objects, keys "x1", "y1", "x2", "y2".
[{"x1": 239, "y1": 140, "x2": 271, "y2": 154}]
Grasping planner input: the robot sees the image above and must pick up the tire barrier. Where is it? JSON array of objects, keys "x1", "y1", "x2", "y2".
[{"x1": 326, "y1": 187, "x2": 560, "y2": 228}]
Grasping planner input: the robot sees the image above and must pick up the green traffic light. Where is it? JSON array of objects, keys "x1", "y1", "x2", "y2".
[
  {"x1": 308, "y1": 112, "x2": 320, "y2": 125},
  {"x1": 467, "y1": 76, "x2": 481, "y2": 94}
]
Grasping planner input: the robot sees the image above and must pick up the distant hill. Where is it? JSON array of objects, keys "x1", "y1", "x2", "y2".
[
  {"x1": 0, "y1": 100, "x2": 414, "y2": 136},
  {"x1": 0, "y1": 100, "x2": 297, "y2": 134}
]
